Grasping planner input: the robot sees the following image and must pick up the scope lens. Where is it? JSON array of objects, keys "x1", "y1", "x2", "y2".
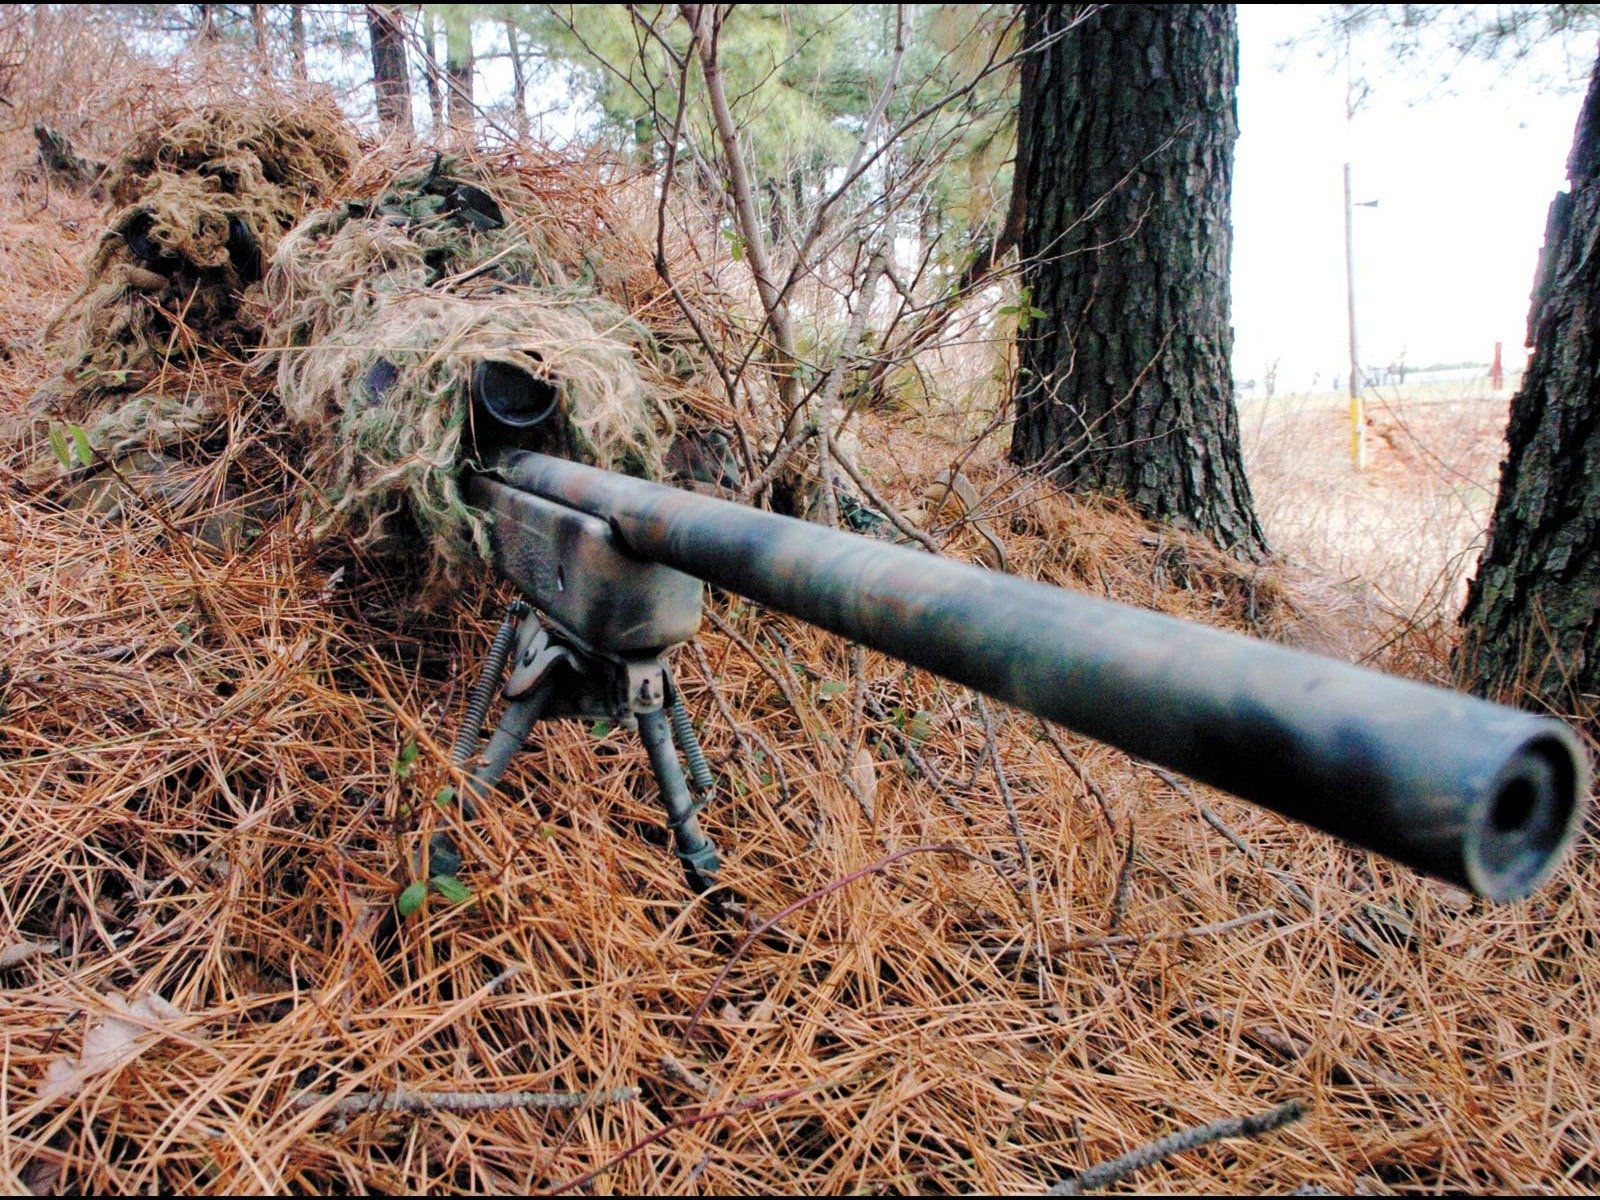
[{"x1": 471, "y1": 360, "x2": 559, "y2": 430}]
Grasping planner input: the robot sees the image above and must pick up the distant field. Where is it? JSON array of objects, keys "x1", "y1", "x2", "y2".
[{"x1": 1240, "y1": 378, "x2": 1515, "y2": 616}]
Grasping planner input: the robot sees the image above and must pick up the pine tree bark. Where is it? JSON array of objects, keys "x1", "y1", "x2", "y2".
[
  {"x1": 1009, "y1": 5, "x2": 1265, "y2": 560},
  {"x1": 1459, "y1": 53, "x2": 1600, "y2": 730},
  {"x1": 366, "y1": 5, "x2": 413, "y2": 140}
]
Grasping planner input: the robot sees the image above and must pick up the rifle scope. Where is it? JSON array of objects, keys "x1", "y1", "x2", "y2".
[{"x1": 481, "y1": 450, "x2": 1588, "y2": 901}]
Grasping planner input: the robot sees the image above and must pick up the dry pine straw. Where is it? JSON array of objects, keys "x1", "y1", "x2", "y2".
[{"x1": 2, "y1": 141, "x2": 1599, "y2": 1200}]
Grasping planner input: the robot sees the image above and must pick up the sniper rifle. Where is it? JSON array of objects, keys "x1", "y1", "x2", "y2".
[{"x1": 433, "y1": 363, "x2": 1587, "y2": 904}]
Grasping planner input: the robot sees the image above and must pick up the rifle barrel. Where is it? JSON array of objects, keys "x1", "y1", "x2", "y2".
[{"x1": 482, "y1": 450, "x2": 1586, "y2": 900}]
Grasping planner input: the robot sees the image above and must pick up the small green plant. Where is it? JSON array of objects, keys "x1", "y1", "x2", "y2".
[
  {"x1": 45, "y1": 421, "x2": 94, "y2": 471},
  {"x1": 393, "y1": 737, "x2": 418, "y2": 778},
  {"x1": 998, "y1": 287, "x2": 1048, "y2": 333}
]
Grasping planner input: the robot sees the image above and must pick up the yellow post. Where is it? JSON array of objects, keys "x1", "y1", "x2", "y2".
[{"x1": 1343, "y1": 160, "x2": 1367, "y2": 470}]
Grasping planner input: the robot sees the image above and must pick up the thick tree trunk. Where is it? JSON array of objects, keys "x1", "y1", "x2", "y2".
[
  {"x1": 366, "y1": 5, "x2": 413, "y2": 140},
  {"x1": 446, "y1": 18, "x2": 475, "y2": 149},
  {"x1": 1009, "y1": 5, "x2": 1265, "y2": 560},
  {"x1": 1459, "y1": 54, "x2": 1600, "y2": 730}
]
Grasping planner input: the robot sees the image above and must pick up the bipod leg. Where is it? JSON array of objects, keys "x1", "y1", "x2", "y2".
[
  {"x1": 637, "y1": 707, "x2": 721, "y2": 894},
  {"x1": 428, "y1": 680, "x2": 556, "y2": 880},
  {"x1": 664, "y1": 667, "x2": 715, "y2": 799}
]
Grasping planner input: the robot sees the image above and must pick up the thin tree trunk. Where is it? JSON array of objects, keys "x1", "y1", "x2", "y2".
[
  {"x1": 1008, "y1": 5, "x2": 1266, "y2": 560},
  {"x1": 422, "y1": 9, "x2": 444, "y2": 137},
  {"x1": 1459, "y1": 51, "x2": 1600, "y2": 731},
  {"x1": 289, "y1": 4, "x2": 307, "y2": 81},
  {"x1": 504, "y1": 18, "x2": 529, "y2": 140},
  {"x1": 446, "y1": 17, "x2": 475, "y2": 149},
  {"x1": 195, "y1": 4, "x2": 218, "y2": 41},
  {"x1": 249, "y1": 3, "x2": 268, "y2": 72},
  {"x1": 366, "y1": 5, "x2": 414, "y2": 140}
]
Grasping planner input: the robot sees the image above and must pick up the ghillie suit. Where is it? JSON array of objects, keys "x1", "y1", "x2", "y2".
[
  {"x1": 259, "y1": 156, "x2": 695, "y2": 594},
  {"x1": 34, "y1": 98, "x2": 356, "y2": 440}
]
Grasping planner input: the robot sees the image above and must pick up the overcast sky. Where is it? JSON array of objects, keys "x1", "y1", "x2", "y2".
[{"x1": 1232, "y1": 5, "x2": 1592, "y2": 389}]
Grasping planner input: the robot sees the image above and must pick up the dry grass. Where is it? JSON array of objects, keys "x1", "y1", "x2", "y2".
[
  {"x1": 3, "y1": 43, "x2": 1598, "y2": 1199},
  {"x1": 1240, "y1": 380, "x2": 1515, "y2": 623}
]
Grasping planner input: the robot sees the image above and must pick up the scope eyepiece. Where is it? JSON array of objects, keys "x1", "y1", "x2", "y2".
[{"x1": 471, "y1": 360, "x2": 560, "y2": 432}]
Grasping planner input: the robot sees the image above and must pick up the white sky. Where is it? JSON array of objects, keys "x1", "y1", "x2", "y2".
[{"x1": 1232, "y1": 5, "x2": 1591, "y2": 388}]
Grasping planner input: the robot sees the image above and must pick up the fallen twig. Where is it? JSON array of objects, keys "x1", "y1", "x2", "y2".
[
  {"x1": 295, "y1": 1086, "x2": 639, "y2": 1117},
  {"x1": 1045, "y1": 1099, "x2": 1307, "y2": 1194}
]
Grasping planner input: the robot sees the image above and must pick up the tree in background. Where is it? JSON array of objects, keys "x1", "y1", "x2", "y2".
[
  {"x1": 1009, "y1": 4, "x2": 1266, "y2": 561},
  {"x1": 366, "y1": 5, "x2": 414, "y2": 140},
  {"x1": 1459, "y1": 49, "x2": 1600, "y2": 729},
  {"x1": 445, "y1": 8, "x2": 475, "y2": 146}
]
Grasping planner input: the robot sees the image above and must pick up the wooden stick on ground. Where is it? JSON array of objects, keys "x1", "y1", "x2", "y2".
[
  {"x1": 295, "y1": 1086, "x2": 639, "y2": 1117},
  {"x1": 1045, "y1": 1099, "x2": 1307, "y2": 1194}
]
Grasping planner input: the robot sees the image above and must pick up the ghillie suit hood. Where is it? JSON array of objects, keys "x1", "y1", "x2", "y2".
[
  {"x1": 258, "y1": 156, "x2": 683, "y2": 591},
  {"x1": 36, "y1": 98, "x2": 355, "y2": 434}
]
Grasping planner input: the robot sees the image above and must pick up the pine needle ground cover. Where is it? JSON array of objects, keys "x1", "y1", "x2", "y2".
[{"x1": 1, "y1": 99, "x2": 1598, "y2": 1197}]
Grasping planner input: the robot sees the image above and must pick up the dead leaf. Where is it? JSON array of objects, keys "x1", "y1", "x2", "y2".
[
  {"x1": 39, "y1": 992, "x2": 184, "y2": 1102},
  {"x1": 851, "y1": 747, "x2": 877, "y2": 810},
  {"x1": 0, "y1": 940, "x2": 58, "y2": 969}
]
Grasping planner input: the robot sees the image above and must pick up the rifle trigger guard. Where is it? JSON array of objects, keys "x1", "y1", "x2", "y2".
[{"x1": 504, "y1": 620, "x2": 573, "y2": 699}]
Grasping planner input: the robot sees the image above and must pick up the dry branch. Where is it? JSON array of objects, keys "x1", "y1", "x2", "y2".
[
  {"x1": 295, "y1": 1086, "x2": 640, "y2": 1117},
  {"x1": 1045, "y1": 1099, "x2": 1308, "y2": 1194}
]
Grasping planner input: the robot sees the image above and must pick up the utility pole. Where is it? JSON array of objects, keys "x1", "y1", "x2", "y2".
[
  {"x1": 1344, "y1": 160, "x2": 1367, "y2": 470},
  {"x1": 1343, "y1": 32, "x2": 1367, "y2": 472}
]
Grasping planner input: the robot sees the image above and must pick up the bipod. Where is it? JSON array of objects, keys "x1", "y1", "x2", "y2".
[{"x1": 430, "y1": 602, "x2": 721, "y2": 894}]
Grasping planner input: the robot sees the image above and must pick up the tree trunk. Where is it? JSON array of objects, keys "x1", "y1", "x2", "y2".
[
  {"x1": 289, "y1": 4, "x2": 307, "y2": 81},
  {"x1": 249, "y1": 3, "x2": 268, "y2": 72},
  {"x1": 1458, "y1": 52, "x2": 1600, "y2": 731},
  {"x1": 446, "y1": 17, "x2": 475, "y2": 149},
  {"x1": 1009, "y1": 5, "x2": 1265, "y2": 560},
  {"x1": 422, "y1": 9, "x2": 444, "y2": 137},
  {"x1": 505, "y1": 18, "x2": 529, "y2": 139},
  {"x1": 366, "y1": 5, "x2": 413, "y2": 140}
]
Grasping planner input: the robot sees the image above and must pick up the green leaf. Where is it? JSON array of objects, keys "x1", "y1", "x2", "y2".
[
  {"x1": 395, "y1": 737, "x2": 419, "y2": 778},
  {"x1": 721, "y1": 227, "x2": 746, "y2": 262},
  {"x1": 68, "y1": 424, "x2": 93, "y2": 468},
  {"x1": 434, "y1": 785, "x2": 456, "y2": 810},
  {"x1": 819, "y1": 680, "x2": 850, "y2": 697},
  {"x1": 590, "y1": 719, "x2": 613, "y2": 737},
  {"x1": 46, "y1": 423, "x2": 72, "y2": 470},
  {"x1": 397, "y1": 881, "x2": 427, "y2": 917},
  {"x1": 431, "y1": 874, "x2": 472, "y2": 905}
]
